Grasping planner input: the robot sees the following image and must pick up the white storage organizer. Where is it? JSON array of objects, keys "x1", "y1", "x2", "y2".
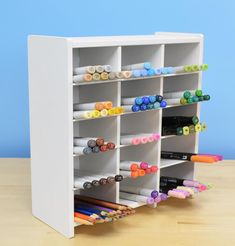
[{"x1": 28, "y1": 32, "x2": 204, "y2": 238}]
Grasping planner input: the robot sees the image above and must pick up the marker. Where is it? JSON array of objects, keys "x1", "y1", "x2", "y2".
[
  {"x1": 95, "y1": 65, "x2": 104, "y2": 73},
  {"x1": 200, "y1": 64, "x2": 209, "y2": 71},
  {"x1": 161, "y1": 151, "x2": 218, "y2": 163},
  {"x1": 140, "y1": 104, "x2": 147, "y2": 111},
  {"x1": 119, "y1": 170, "x2": 139, "y2": 179},
  {"x1": 74, "y1": 102, "x2": 104, "y2": 111},
  {"x1": 163, "y1": 116, "x2": 199, "y2": 126},
  {"x1": 160, "y1": 100, "x2": 167, "y2": 108},
  {"x1": 74, "y1": 177, "x2": 93, "y2": 189},
  {"x1": 140, "y1": 69, "x2": 148, "y2": 77},
  {"x1": 108, "y1": 72, "x2": 116, "y2": 80},
  {"x1": 122, "y1": 105, "x2": 140, "y2": 113},
  {"x1": 73, "y1": 66, "x2": 96, "y2": 75},
  {"x1": 103, "y1": 65, "x2": 112, "y2": 73},
  {"x1": 99, "y1": 145, "x2": 108, "y2": 152},
  {"x1": 121, "y1": 186, "x2": 159, "y2": 198},
  {"x1": 100, "y1": 72, "x2": 109, "y2": 80},
  {"x1": 73, "y1": 74, "x2": 93, "y2": 83},
  {"x1": 91, "y1": 146, "x2": 100, "y2": 153},
  {"x1": 73, "y1": 146, "x2": 92, "y2": 155},
  {"x1": 172, "y1": 189, "x2": 191, "y2": 197},
  {"x1": 161, "y1": 67, "x2": 168, "y2": 74},
  {"x1": 147, "y1": 68, "x2": 155, "y2": 76},
  {"x1": 115, "y1": 72, "x2": 124, "y2": 79},
  {"x1": 120, "y1": 161, "x2": 139, "y2": 171},
  {"x1": 154, "y1": 68, "x2": 162, "y2": 75},
  {"x1": 121, "y1": 71, "x2": 133, "y2": 79},
  {"x1": 122, "y1": 62, "x2": 151, "y2": 71},
  {"x1": 162, "y1": 126, "x2": 183, "y2": 136},
  {"x1": 78, "y1": 177, "x2": 100, "y2": 187},
  {"x1": 160, "y1": 176, "x2": 201, "y2": 188},
  {"x1": 74, "y1": 138, "x2": 97, "y2": 147},
  {"x1": 73, "y1": 110, "x2": 93, "y2": 119},
  {"x1": 92, "y1": 73, "x2": 101, "y2": 81},
  {"x1": 106, "y1": 142, "x2": 115, "y2": 150},
  {"x1": 120, "y1": 135, "x2": 141, "y2": 145},
  {"x1": 164, "y1": 90, "x2": 201, "y2": 99},
  {"x1": 132, "y1": 70, "x2": 141, "y2": 77},
  {"x1": 119, "y1": 192, "x2": 155, "y2": 205},
  {"x1": 159, "y1": 186, "x2": 186, "y2": 199}
]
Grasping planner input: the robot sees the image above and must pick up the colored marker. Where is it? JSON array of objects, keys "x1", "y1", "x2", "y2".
[
  {"x1": 74, "y1": 137, "x2": 97, "y2": 147},
  {"x1": 120, "y1": 135, "x2": 141, "y2": 145},
  {"x1": 100, "y1": 72, "x2": 109, "y2": 80},
  {"x1": 121, "y1": 71, "x2": 133, "y2": 79},
  {"x1": 73, "y1": 66, "x2": 96, "y2": 75},
  {"x1": 132, "y1": 70, "x2": 141, "y2": 77},
  {"x1": 108, "y1": 72, "x2": 116, "y2": 80},
  {"x1": 163, "y1": 116, "x2": 199, "y2": 126},
  {"x1": 95, "y1": 65, "x2": 104, "y2": 73},
  {"x1": 122, "y1": 105, "x2": 140, "y2": 112},
  {"x1": 159, "y1": 186, "x2": 186, "y2": 199},
  {"x1": 74, "y1": 177, "x2": 93, "y2": 189},
  {"x1": 73, "y1": 146, "x2": 92, "y2": 155},
  {"x1": 160, "y1": 176, "x2": 201, "y2": 188},
  {"x1": 122, "y1": 62, "x2": 151, "y2": 70},
  {"x1": 121, "y1": 185, "x2": 159, "y2": 199},
  {"x1": 73, "y1": 74, "x2": 93, "y2": 83},
  {"x1": 119, "y1": 192, "x2": 155, "y2": 205},
  {"x1": 140, "y1": 69, "x2": 148, "y2": 77},
  {"x1": 120, "y1": 161, "x2": 139, "y2": 171},
  {"x1": 103, "y1": 65, "x2": 112, "y2": 73},
  {"x1": 92, "y1": 73, "x2": 101, "y2": 81},
  {"x1": 162, "y1": 127, "x2": 184, "y2": 136},
  {"x1": 119, "y1": 170, "x2": 139, "y2": 179}
]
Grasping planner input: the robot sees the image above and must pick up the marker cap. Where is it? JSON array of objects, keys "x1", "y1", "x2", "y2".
[
  {"x1": 83, "y1": 147, "x2": 92, "y2": 155},
  {"x1": 160, "y1": 193, "x2": 168, "y2": 201},
  {"x1": 100, "y1": 109, "x2": 108, "y2": 117},
  {"x1": 107, "y1": 142, "x2": 115, "y2": 150},
  {"x1": 92, "y1": 110, "x2": 101, "y2": 118},
  {"x1": 132, "y1": 70, "x2": 141, "y2": 77},
  {"x1": 146, "y1": 197, "x2": 155, "y2": 205},
  {"x1": 156, "y1": 95, "x2": 163, "y2": 102},
  {"x1": 150, "y1": 165, "x2": 158, "y2": 173},
  {"x1": 154, "y1": 68, "x2": 162, "y2": 75},
  {"x1": 203, "y1": 95, "x2": 210, "y2": 101},
  {"x1": 130, "y1": 163, "x2": 139, "y2": 171},
  {"x1": 140, "y1": 162, "x2": 148, "y2": 169},
  {"x1": 132, "y1": 105, "x2": 140, "y2": 112},
  {"x1": 142, "y1": 96, "x2": 150, "y2": 105},
  {"x1": 195, "y1": 89, "x2": 203, "y2": 97},
  {"x1": 147, "y1": 68, "x2": 155, "y2": 76},
  {"x1": 115, "y1": 175, "x2": 123, "y2": 182},
  {"x1": 140, "y1": 137, "x2": 148, "y2": 144},
  {"x1": 176, "y1": 127, "x2": 183, "y2": 135},
  {"x1": 153, "y1": 133, "x2": 160, "y2": 141},
  {"x1": 87, "y1": 139, "x2": 97, "y2": 148},
  {"x1": 160, "y1": 100, "x2": 167, "y2": 108},
  {"x1": 137, "y1": 169, "x2": 146, "y2": 176},
  {"x1": 95, "y1": 103, "x2": 104, "y2": 111},
  {"x1": 145, "y1": 168, "x2": 151, "y2": 174},
  {"x1": 83, "y1": 182, "x2": 93, "y2": 189},
  {"x1": 149, "y1": 95, "x2": 157, "y2": 103},
  {"x1": 183, "y1": 126, "x2": 189, "y2": 135},
  {"x1": 167, "y1": 67, "x2": 174, "y2": 74},
  {"x1": 91, "y1": 180, "x2": 100, "y2": 186},
  {"x1": 151, "y1": 190, "x2": 159, "y2": 199},
  {"x1": 184, "y1": 65, "x2": 192, "y2": 72},
  {"x1": 144, "y1": 62, "x2": 151, "y2": 70},
  {"x1": 194, "y1": 124, "x2": 202, "y2": 132},
  {"x1": 96, "y1": 138, "x2": 104, "y2": 146},
  {"x1": 135, "y1": 97, "x2": 143, "y2": 105},
  {"x1": 161, "y1": 67, "x2": 168, "y2": 74},
  {"x1": 146, "y1": 103, "x2": 154, "y2": 110},
  {"x1": 132, "y1": 138, "x2": 141, "y2": 145},
  {"x1": 183, "y1": 91, "x2": 191, "y2": 99},
  {"x1": 131, "y1": 171, "x2": 139, "y2": 178},
  {"x1": 168, "y1": 190, "x2": 185, "y2": 199},
  {"x1": 189, "y1": 125, "x2": 195, "y2": 133},
  {"x1": 187, "y1": 97, "x2": 193, "y2": 104},
  {"x1": 140, "y1": 104, "x2": 147, "y2": 111},
  {"x1": 192, "y1": 96, "x2": 199, "y2": 103},
  {"x1": 99, "y1": 145, "x2": 108, "y2": 152},
  {"x1": 153, "y1": 102, "x2": 160, "y2": 109},
  {"x1": 180, "y1": 98, "x2": 187, "y2": 105},
  {"x1": 140, "y1": 69, "x2": 148, "y2": 77},
  {"x1": 200, "y1": 64, "x2": 209, "y2": 71},
  {"x1": 154, "y1": 196, "x2": 162, "y2": 203},
  {"x1": 92, "y1": 146, "x2": 100, "y2": 153}
]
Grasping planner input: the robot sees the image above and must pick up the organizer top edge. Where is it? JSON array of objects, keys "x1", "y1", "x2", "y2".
[{"x1": 28, "y1": 32, "x2": 203, "y2": 48}]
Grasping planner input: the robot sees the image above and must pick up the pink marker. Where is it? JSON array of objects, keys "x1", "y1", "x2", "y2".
[
  {"x1": 150, "y1": 165, "x2": 158, "y2": 173},
  {"x1": 140, "y1": 161, "x2": 149, "y2": 169},
  {"x1": 173, "y1": 189, "x2": 190, "y2": 197},
  {"x1": 154, "y1": 196, "x2": 162, "y2": 203},
  {"x1": 132, "y1": 138, "x2": 141, "y2": 145},
  {"x1": 140, "y1": 136, "x2": 148, "y2": 144},
  {"x1": 153, "y1": 133, "x2": 160, "y2": 141}
]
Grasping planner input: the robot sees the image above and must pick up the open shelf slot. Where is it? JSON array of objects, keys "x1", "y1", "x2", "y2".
[
  {"x1": 163, "y1": 73, "x2": 200, "y2": 94},
  {"x1": 164, "y1": 43, "x2": 200, "y2": 67},
  {"x1": 73, "y1": 46, "x2": 120, "y2": 71},
  {"x1": 163, "y1": 103, "x2": 198, "y2": 117},
  {"x1": 122, "y1": 45, "x2": 163, "y2": 68}
]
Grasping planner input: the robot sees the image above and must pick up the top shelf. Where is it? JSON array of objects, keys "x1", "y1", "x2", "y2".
[{"x1": 73, "y1": 71, "x2": 200, "y2": 86}]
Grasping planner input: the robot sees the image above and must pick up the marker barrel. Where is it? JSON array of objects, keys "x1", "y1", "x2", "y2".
[
  {"x1": 120, "y1": 135, "x2": 141, "y2": 145},
  {"x1": 74, "y1": 138, "x2": 97, "y2": 147},
  {"x1": 119, "y1": 170, "x2": 139, "y2": 179},
  {"x1": 122, "y1": 71, "x2": 133, "y2": 78},
  {"x1": 73, "y1": 74, "x2": 93, "y2": 83},
  {"x1": 78, "y1": 177, "x2": 100, "y2": 187},
  {"x1": 103, "y1": 65, "x2": 112, "y2": 73},
  {"x1": 74, "y1": 177, "x2": 93, "y2": 189},
  {"x1": 121, "y1": 96, "x2": 143, "y2": 105},
  {"x1": 119, "y1": 192, "x2": 154, "y2": 205},
  {"x1": 121, "y1": 185, "x2": 158, "y2": 198},
  {"x1": 120, "y1": 161, "x2": 139, "y2": 171},
  {"x1": 73, "y1": 146, "x2": 92, "y2": 155},
  {"x1": 73, "y1": 66, "x2": 96, "y2": 75},
  {"x1": 73, "y1": 110, "x2": 101, "y2": 119},
  {"x1": 122, "y1": 62, "x2": 151, "y2": 71},
  {"x1": 108, "y1": 72, "x2": 116, "y2": 80}
]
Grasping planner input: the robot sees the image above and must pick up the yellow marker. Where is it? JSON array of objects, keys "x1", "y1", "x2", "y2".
[
  {"x1": 201, "y1": 122, "x2": 207, "y2": 131},
  {"x1": 194, "y1": 123, "x2": 202, "y2": 132},
  {"x1": 108, "y1": 108, "x2": 116, "y2": 116},
  {"x1": 92, "y1": 73, "x2": 101, "y2": 81},
  {"x1": 92, "y1": 110, "x2": 101, "y2": 118},
  {"x1": 183, "y1": 126, "x2": 189, "y2": 135},
  {"x1": 191, "y1": 65, "x2": 200, "y2": 71},
  {"x1": 114, "y1": 107, "x2": 124, "y2": 115},
  {"x1": 100, "y1": 109, "x2": 108, "y2": 117},
  {"x1": 180, "y1": 98, "x2": 187, "y2": 105},
  {"x1": 184, "y1": 65, "x2": 192, "y2": 72},
  {"x1": 100, "y1": 72, "x2": 109, "y2": 80}
]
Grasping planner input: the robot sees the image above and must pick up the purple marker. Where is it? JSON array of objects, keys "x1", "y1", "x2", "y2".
[
  {"x1": 140, "y1": 104, "x2": 147, "y2": 111},
  {"x1": 154, "y1": 196, "x2": 162, "y2": 203},
  {"x1": 151, "y1": 190, "x2": 159, "y2": 199},
  {"x1": 160, "y1": 193, "x2": 168, "y2": 201}
]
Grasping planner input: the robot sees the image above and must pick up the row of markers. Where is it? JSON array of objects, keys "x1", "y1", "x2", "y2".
[
  {"x1": 73, "y1": 62, "x2": 208, "y2": 83},
  {"x1": 73, "y1": 91, "x2": 210, "y2": 120},
  {"x1": 73, "y1": 134, "x2": 160, "y2": 156},
  {"x1": 74, "y1": 153, "x2": 222, "y2": 190}
]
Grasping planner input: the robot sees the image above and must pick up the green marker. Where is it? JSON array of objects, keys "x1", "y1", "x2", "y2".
[
  {"x1": 187, "y1": 97, "x2": 193, "y2": 104},
  {"x1": 176, "y1": 127, "x2": 183, "y2": 136},
  {"x1": 201, "y1": 123, "x2": 207, "y2": 131},
  {"x1": 200, "y1": 64, "x2": 209, "y2": 71},
  {"x1": 192, "y1": 116, "x2": 199, "y2": 125},
  {"x1": 195, "y1": 89, "x2": 203, "y2": 97},
  {"x1": 147, "y1": 103, "x2": 154, "y2": 110},
  {"x1": 189, "y1": 125, "x2": 195, "y2": 134},
  {"x1": 192, "y1": 96, "x2": 199, "y2": 103},
  {"x1": 180, "y1": 98, "x2": 188, "y2": 105},
  {"x1": 203, "y1": 95, "x2": 210, "y2": 101},
  {"x1": 191, "y1": 65, "x2": 200, "y2": 71},
  {"x1": 184, "y1": 65, "x2": 192, "y2": 72},
  {"x1": 198, "y1": 96, "x2": 204, "y2": 101},
  {"x1": 183, "y1": 91, "x2": 191, "y2": 99}
]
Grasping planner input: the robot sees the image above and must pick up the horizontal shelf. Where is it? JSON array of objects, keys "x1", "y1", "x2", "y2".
[
  {"x1": 160, "y1": 159, "x2": 188, "y2": 169},
  {"x1": 119, "y1": 198, "x2": 145, "y2": 209},
  {"x1": 73, "y1": 71, "x2": 199, "y2": 86}
]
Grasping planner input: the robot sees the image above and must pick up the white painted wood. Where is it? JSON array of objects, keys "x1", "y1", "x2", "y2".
[
  {"x1": 28, "y1": 32, "x2": 204, "y2": 237},
  {"x1": 28, "y1": 36, "x2": 74, "y2": 238}
]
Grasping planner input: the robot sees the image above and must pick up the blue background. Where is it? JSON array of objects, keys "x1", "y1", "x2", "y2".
[{"x1": 0, "y1": 0, "x2": 234, "y2": 158}]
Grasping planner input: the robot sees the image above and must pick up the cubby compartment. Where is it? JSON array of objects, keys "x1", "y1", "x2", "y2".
[
  {"x1": 73, "y1": 82, "x2": 118, "y2": 105},
  {"x1": 122, "y1": 45, "x2": 163, "y2": 68},
  {"x1": 164, "y1": 43, "x2": 200, "y2": 67},
  {"x1": 121, "y1": 78, "x2": 161, "y2": 98},
  {"x1": 161, "y1": 134, "x2": 197, "y2": 153},
  {"x1": 163, "y1": 73, "x2": 200, "y2": 94},
  {"x1": 121, "y1": 110, "x2": 161, "y2": 135},
  {"x1": 74, "y1": 117, "x2": 118, "y2": 143},
  {"x1": 160, "y1": 162, "x2": 195, "y2": 180},
  {"x1": 163, "y1": 103, "x2": 198, "y2": 117},
  {"x1": 74, "y1": 183, "x2": 118, "y2": 203},
  {"x1": 74, "y1": 148, "x2": 118, "y2": 174},
  {"x1": 73, "y1": 46, "x2": 120, "y2": 71}
]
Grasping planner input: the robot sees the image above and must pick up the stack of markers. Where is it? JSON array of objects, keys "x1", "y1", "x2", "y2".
[
  {"x1": 120, "y1": 133, "x2": 160, "y2": 146},
  {"x1": 161, "y1": 151, "x2": 223, "y2": 164},
  {"x1": 74, "y1": 171, "x2": 123, "y2": 189},
  {"x1": 120, "y1": 161, "x2": 158, "y2": 179},
  {"x1": 160, "y1": 176, "x2": 211, "y2": 199},
  {"x1": 73, "y1": 101, "x2": 124, "y2": 119},
  {"x1": 73, "y1": 137, "x2": 115, "y2": 155},
  {"x1": 122, "y1": 95, "x2": 167, "y2": 113},
  {"x1": 164, "y1": 89, "x2": 210, "y2": 106},
  {"x1": 120, "y1": 186, "x2": 160, "y2": 207},
  {"x1": 121, "y1": 62, "x2": 208, "y2": 78},
  {"x1": 74, "y1": 195, "x2": 135, "y2": 225},
  {"x1": 162, "y1": 116, "x2": 207, "y2": 136}
]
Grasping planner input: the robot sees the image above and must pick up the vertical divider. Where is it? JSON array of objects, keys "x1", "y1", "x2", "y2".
[
  {"x1": 156, "y1": 44, "x2": 165, "y2": 192},
  {"x1": 116, "y1": 46, "x2": 122, "y2": 202}
]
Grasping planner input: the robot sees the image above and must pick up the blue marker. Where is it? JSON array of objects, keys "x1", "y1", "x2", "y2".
[
  {"x1": 143, "y1": 62, "x2": 151, "y2": 70},
  {"x1": 146, "y1": 103, "x2": 154, "y2": 110},
  {"x1": 140, "y1": 104, "x2": 147, "y2": 111},
  {"x1": 142, "y1": 96, "x2": 150, "y2": 105},
  {"x1": 140, "y1": 69, "x2": 148, "y2": 77},
  {"x1": 132, "y1": 105, "x2": 140, "y2": 112},
  {"x1": 148, "y1": 95, "x2": 157, "y2": 103},
  {"x1": 160, "y1": 100, "x2": 167, "y2": 108},
  {"x1": 135, "y1": 97, "x2": 143, "y2": 105},
  {"x1": 161, "y1": 67, "x2": 168, "y2": 74},
  {"x1": 192, "y1": 96, "x2": 199, "y2": 102},
  {"x1": 153, "y1": 102, "x2": 160, "y2": 109},
  {"x1": 154, "y1": 68, "x2": 162, "y2": 75},
  {"x1": 147, "y1": 68, "x2": 155, "y2": 76},
  {"x1": 166, "y1": 67, "x2": 175, "y2": 74},
  {"x1": 132, "y1": 70, "x2": 141, "y2": 78}
]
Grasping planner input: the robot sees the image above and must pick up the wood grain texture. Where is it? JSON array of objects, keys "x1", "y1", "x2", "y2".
[{"x1": 0, "y1": 159, "x2": 235, "y2": 246}]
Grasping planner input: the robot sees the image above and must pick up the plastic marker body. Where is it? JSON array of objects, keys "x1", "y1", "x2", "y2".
[
  {"x1": 73, "y1": 74, "x2": 93, "y2": 83},
  {"x1": 122, "y1": 62, "x2": 151, "y2": 71},
  {"x1": 74, "y1": 177, "x2": 93, "y2": 189},
  {"x1": 121, "y1": 185, "x2": 158, "y2": 198},
  {"x1": 73, "y1": 146, "x2": 92, "y2": 155},
  {"x1": 74, "y1": 66, "x2": 96, "y2": 75},
  {"x1": 119, "y1": 192, "x2": 154, "y2": 205}
]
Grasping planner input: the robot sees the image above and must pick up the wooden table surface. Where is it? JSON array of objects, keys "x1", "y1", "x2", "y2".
[{"x1": 0, "y1": 159, "x2": 235, "y2": 246}]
